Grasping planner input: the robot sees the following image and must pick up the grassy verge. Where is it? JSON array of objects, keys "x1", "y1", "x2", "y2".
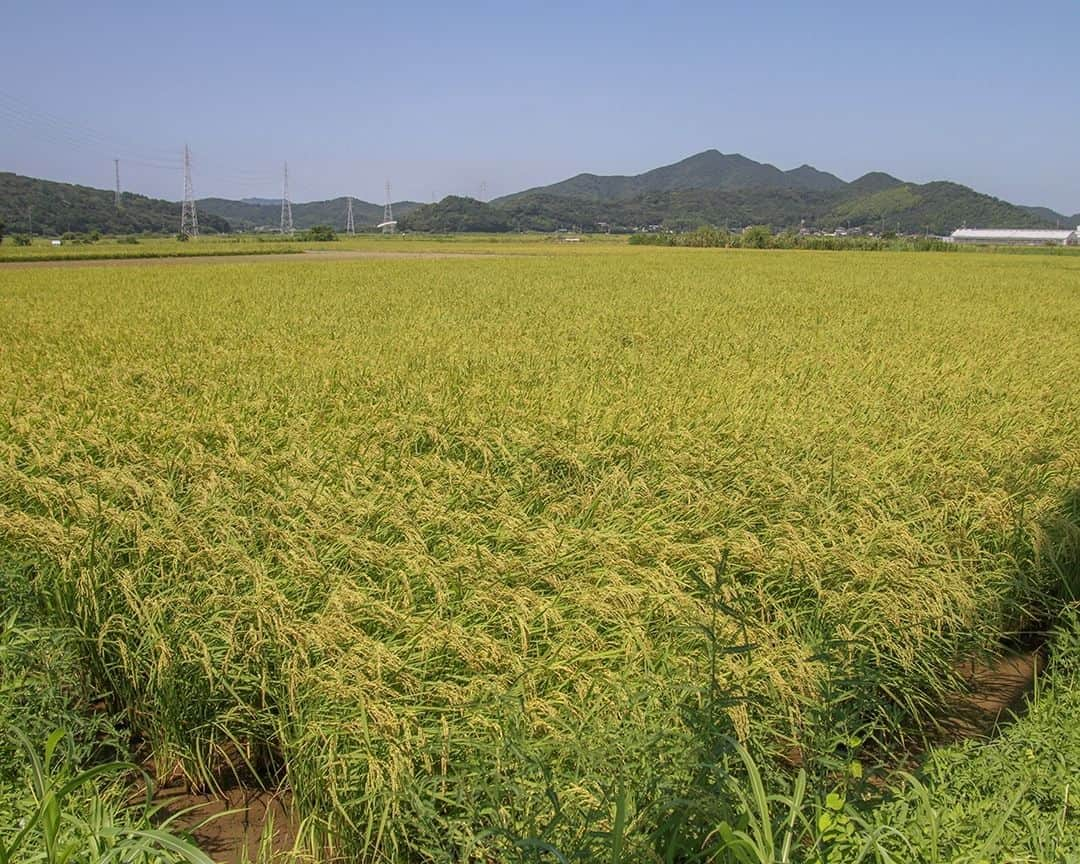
[
  {"x1": 870, "y1": 608, "x2": 1080, "y2": 861},
  {"x1": 0, "y1": 569, "x2": 213, "y2": 863}
]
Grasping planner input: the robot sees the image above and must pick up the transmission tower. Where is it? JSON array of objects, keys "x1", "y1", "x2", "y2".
[
  {"x1": 345, "y1": 197, "x2": 355, "y2": 234},
  {"x1": 479, "y1": 180, "x2": 487, "y2": 201},
  {"x1": 180, "y1": 144, "x2": 199, "y2": 239},
  {"x1": 280, "y1": 162, "x2": 294, "y2": 235},
  {"x1": 381, "y1": 181, "x2": 395, "y2": 234},
  {"x1": 114, "y1": 159, "x2": 121, "y2": 207}
]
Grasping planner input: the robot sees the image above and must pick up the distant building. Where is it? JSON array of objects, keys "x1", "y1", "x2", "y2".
[{"x1": 949, "y1": 227, "x2": 1079, "y2": 246}]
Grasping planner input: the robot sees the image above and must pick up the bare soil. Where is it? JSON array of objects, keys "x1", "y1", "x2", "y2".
[
  {"x1": 156, "y1": 782, "x2": 299, "y2": 864},
  {"x1": 943, "y1": 647, "x2": 1046, "y2": 739}
]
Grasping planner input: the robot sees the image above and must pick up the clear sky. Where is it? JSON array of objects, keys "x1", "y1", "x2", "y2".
[{"x1": 1, "y1": 0, "x2": 1077, "y2": 214}]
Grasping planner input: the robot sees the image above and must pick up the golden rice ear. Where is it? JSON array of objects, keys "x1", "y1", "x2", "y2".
[{"x1": 1, "y1": 244, "x2": 1075, "y2": 860}]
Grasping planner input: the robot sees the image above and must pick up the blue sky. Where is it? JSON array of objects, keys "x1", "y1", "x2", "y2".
[{"x1": 1, "y1": 0, "x2": 1077, "y2": 213}]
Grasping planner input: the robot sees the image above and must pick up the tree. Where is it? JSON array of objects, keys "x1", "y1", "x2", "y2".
[
  {"x1": 0, "y1": 219, "x2": 5, "y2": 244},
  {"x1": 304, "y1": 225, "x2": 337, "y2": 241},
  {"x1": 740, "y1": 225, "x2": 772, "y2": 249}
]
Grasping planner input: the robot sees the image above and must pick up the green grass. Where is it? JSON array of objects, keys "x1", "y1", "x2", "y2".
[
  {"x1": 0, "y1": 569, "x2": 216, "y2": 863},
  {"x1": 860, "y1": 607, "x2": 1080, "y2": 862},
  {"x1": 0, "y1": 247, "x2": 1078, "y2": 860}
]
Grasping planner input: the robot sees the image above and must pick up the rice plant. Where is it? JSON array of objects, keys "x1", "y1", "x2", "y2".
[{"x1": 0, "y1": 246, "x2": 1077, "y2": 860}]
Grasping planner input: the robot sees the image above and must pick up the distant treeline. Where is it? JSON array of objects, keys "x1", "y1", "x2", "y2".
[{"x1": 628, "y1": 226, "x2": 957, "y2": 251}]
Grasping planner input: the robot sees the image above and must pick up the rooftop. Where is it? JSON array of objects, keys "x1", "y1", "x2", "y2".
[{"x1": 951, "y1": 228, "x2": 1077, "y2": 240}]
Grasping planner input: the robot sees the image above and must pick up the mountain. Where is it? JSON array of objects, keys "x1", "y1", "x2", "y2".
[
  {"x1": 0, "y1": 172, "x2": 425, "y2": 236},
  {"x1": 784, "y1": 164, "x2": 847, "y2": 192},
  {"x1": 398, "y1": 196, "x2": 512, "y2": 233},
  {"x1": 827, "y1": 181, "x2": 1051, "y2": 234},
  {"x1": 0, "y1": 172, "x2": 231, "y2": 236},
  {"x1": 405, "y1": 178, "x2": 1056, "y2": 237},
  {"x1": 493, "y1": 153, "x2": 1064, "y2": 234},
  {"x1": 466, "y1": 153, "x2": 1062, "y2": 235},
  {"x1": 4, "y1": 157, "x2": 1075, "y2": 239},
  {"x1": 495, "y1": 150, "x2": 846, "y2": 203},
  {"x1": 843, "y1": 172, "x2": 905, "y2": 196},
  {"x1": 198, "y1": 197, "x2": 423, "y2": 231},
  {"x1": 1019, "y1": 204, "x2": 1080, "y2": 226}
]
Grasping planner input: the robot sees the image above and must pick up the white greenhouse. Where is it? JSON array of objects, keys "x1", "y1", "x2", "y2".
[{"x1": 949, "y1": 228, "x2": 1079, "y2": 246}]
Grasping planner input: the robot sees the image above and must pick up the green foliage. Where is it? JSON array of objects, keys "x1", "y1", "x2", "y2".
[
  {"x1": 863, "y1": 609, "x2": 1080, "y2": 861},
  {"x1": 830, "y1": 185, "x2": 922, "y2": 223},
  {"x1": 12, "y1": 234, "x2": 31, "y2": 246},
  {"x1": 1, "y1": 729, "x2": 213, "y2": 864},
  {"x1": 400, "y1": 196, "x2": 513, "y2": 233},
  {"x1": 302, "y1": 224, "x2": 338, "y2": 241},
  {"x1": 631, "y1": 229, "x2": 959, "y2": 252},
  {"x1": 740, "y1": 225, "x2": 773, "y2": 249},
  {"x1": 0, "y1": 172, "x2": 231, "y2": 236},
  {"x1": 0, "y1": 569, "x2": 212, "y2": 864}
]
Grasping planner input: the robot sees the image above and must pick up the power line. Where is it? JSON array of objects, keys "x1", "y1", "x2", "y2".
[{"x1": 0, "y1": 90, "x2": 182, "y2": 166}]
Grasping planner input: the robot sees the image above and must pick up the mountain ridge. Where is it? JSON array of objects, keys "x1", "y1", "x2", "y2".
[
  {"x1": 494, "y1": 150, "x2": 850, "y2": 203},
  {"x1": 407, "y1": 153, "x2": 1064, "y2": 235},
  {"x1": 2, "y1": 151, "x2": 1076, "y2": 237}
]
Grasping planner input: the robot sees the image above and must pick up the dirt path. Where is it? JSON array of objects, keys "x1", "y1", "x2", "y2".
[
  {"x1": 156, "y1": 784, "x2": 297, "y2": 864},
  {"x1": 943, "y1": 648, "x2": 1045, "y2": 739},
  {"x1": 0, "y1": 249, "x2": 503, "y2": 269}
]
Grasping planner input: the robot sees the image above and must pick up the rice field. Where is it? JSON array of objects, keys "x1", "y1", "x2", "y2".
[{"x1": 1, "y1": 245, "x2": 1078, "y2": 861}]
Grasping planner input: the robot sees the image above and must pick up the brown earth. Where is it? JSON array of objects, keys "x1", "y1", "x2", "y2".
[
  {"x1": 156, "y1": 783, "x2": 299, "y2": 864},
  {"x1": 943, "y1": 647, "x2": 1046, "y2": 739}
]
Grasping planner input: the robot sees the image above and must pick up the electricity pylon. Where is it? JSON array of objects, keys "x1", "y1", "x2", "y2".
[
  {"x1": 180, "y1": 144, "x2": 199, "y2": 238},
  {"x1": 280, "y1": 162, "x2": 294, "y2": 235}
]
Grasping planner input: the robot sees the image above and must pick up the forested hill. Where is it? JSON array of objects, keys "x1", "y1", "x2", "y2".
[
  {"x1": 0, "y1": 172, "x2": 420, "y2": 236},
  {"x1": 0, "y1": 173, "x2": 231, "y2": 235},
  {"x1": 3, "y1": 155, "x2": 1075, "y2": 237},
  {"x1": 402, "y1": 177, "x2": 1058, "y2": 236},
  {"x1": 466, "y1": 150, "x2": 1062, "y2": 234},
  {"x1": 197, "y1": 197, "x2": 423, "y2": 231},
  {"x1": 494, "y1": 150, "x2": 848, "y2": 203}
]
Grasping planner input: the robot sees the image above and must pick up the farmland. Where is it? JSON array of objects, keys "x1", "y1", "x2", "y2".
[{"x1": 1, "y1": 245, "x2": 1079, "y2": 861}]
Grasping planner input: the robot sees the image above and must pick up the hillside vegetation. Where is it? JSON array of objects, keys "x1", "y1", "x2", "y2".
[
  {"x1": 400, "y1": 151, "x2": 1060, "y2": 234},
  {"x1": 197, "y1": 196, "x2": 422, "y2": 231},
  {"x1": 4, "y1": 150, "x2": 1072, "y2": 238},
  {"x1": 0, "y1": 172, "x2": 231, "y2": 236}
]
